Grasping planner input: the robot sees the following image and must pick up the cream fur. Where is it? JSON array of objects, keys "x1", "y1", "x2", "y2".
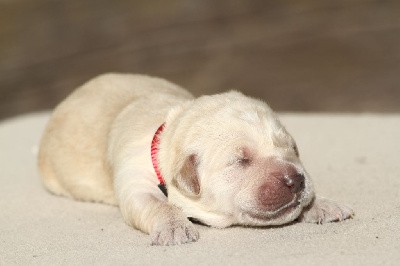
[{"x1": 38, "y1": 73, "x2": 354, "y2": 245}]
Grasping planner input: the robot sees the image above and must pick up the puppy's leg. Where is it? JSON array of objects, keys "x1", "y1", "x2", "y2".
[
  {"x1": 114, "y1": 169, "x2": 199, "y2": 246},
  {"x1": 298, "y1": 197, "x2": 354, "y2": 224}
]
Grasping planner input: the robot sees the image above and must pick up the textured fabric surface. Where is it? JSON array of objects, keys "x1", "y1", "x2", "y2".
[{"x1": 1, "y1": 113, "x2": 399, "y2": 265}]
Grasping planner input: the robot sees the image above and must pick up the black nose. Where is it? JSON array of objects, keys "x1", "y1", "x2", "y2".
[{"x1": 283, "y1": 174, "x2": 305, "y2": 193}]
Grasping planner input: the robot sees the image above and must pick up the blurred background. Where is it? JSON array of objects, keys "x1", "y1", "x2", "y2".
[{"x1": 1, "y1": 0, "x2": 399, "y2": 120}]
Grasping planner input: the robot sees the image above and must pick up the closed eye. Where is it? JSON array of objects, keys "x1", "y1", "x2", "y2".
[
  {"x1": 226, "y1": 146, "x2": 253, "y2": 167},
  {"x1": 238, "y1": 157, "x2": 252, "y2": 167},
  {"x1": 293, "y1": 144, "x2": 299, "y2": 157}
]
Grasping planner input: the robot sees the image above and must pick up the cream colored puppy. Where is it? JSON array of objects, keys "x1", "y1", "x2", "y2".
[{"x1": 38, "y1": 73, "x2": 354, "y2": 245}]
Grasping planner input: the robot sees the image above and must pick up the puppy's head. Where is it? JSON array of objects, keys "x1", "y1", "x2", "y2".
[{"x1": 159, "y1": 91, "x2": 314, "y2": 228}]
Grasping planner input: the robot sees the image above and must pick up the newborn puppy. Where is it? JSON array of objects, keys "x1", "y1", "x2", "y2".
[{"x1": 38, "y1": 73, "x2": 354, "y2": 245}]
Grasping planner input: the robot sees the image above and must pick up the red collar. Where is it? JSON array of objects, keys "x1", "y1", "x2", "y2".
[{"x1": 151, "y1": 123, "x2": 168, "y2": 196}]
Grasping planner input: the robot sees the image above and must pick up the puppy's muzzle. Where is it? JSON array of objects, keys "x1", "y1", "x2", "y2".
[{"x1": 258, "y1": 160, "x2": 305, "y2": 212}]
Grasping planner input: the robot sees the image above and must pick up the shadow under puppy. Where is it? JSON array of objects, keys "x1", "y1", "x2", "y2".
[{"x1": 38, "y1": 73, "x2": 354, "y2": 245}]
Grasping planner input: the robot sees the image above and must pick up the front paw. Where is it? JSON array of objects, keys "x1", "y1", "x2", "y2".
[
  {"x1": 151, "y1": 219, "x2": 199, "y2": 246},
  {"x1": 299, "y1": 197, "x2": 354, "y2": 224}
]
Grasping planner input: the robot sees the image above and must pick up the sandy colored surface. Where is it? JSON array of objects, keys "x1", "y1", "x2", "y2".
[{"x1": 1, "y1": 113, "x2": 399, "y2": 265}]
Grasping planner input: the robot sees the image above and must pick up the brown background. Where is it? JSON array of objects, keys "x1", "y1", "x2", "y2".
[{"x1": 1, "y1": 0, "x2": 399, "y2": 120}]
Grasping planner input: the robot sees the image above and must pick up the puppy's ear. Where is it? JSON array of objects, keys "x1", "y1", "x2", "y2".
[{"x1": 172, "y1": 154, "x2": 200, "y2": 197}]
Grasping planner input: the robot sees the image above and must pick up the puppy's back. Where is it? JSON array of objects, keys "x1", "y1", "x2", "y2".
[{"x1": 38, "y1": 73, "x2": 190, "y2": 204}]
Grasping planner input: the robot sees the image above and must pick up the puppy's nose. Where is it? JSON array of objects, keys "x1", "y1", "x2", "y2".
[{"x1": 283, "y1": 174, "x2": 304, "y2": 193}]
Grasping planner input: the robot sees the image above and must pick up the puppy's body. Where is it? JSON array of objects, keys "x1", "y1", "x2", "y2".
[
  {"x1": 39, "y1": 74, "x2": 190, "y2": 203},
  {"x1": 39, "y1": 73, "x2": 353, "y2": 245}
]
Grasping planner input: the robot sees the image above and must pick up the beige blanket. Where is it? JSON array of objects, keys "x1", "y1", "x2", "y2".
[{"x1": 1, "y1": 113, "x2": 399, "y2": 265}]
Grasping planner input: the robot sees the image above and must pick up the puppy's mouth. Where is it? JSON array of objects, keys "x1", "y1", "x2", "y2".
[{"x1": 243, "y1": 196, "x2": 302, "y2": 223}]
